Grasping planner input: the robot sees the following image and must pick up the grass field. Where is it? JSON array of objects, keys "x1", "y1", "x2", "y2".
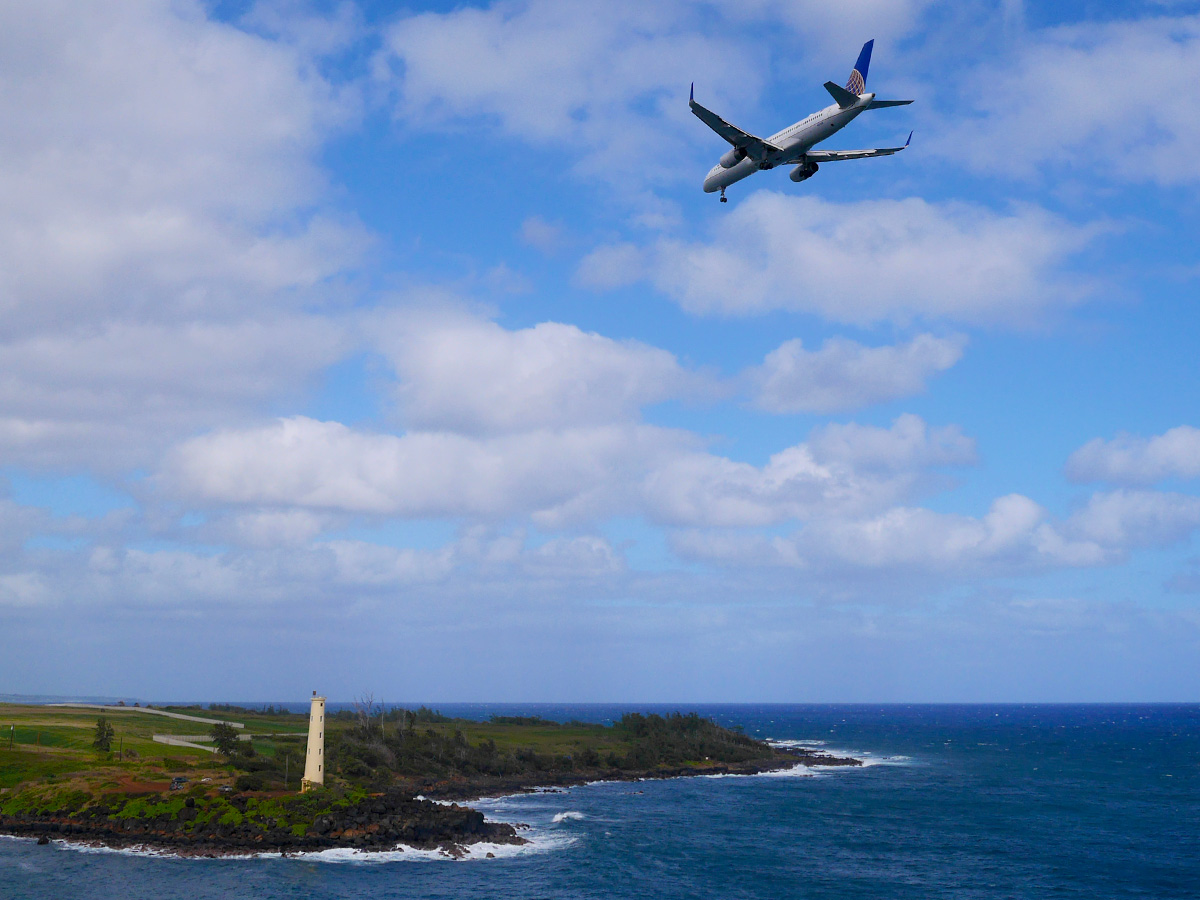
[
  {"x1": 1, "y1": 702, "x2": 776, "y2": 803},
  {"x1": 0, "y1": 702, "x2": 311, "y2": 793}
]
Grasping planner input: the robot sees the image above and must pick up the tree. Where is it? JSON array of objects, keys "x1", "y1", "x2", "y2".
[
  {"x1": 353, "y1": 692, "x2": 379, "y2": 739},
  {"x1": 211, "y1": 722, "x2": 241, "y2": 756},
  {"x1": 92, "y1": 717, "x2": 114, "y2": 752}
]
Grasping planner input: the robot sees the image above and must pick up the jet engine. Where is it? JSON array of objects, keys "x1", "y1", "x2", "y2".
[
  {"x1": 789, "y1": 161, "x2": 819, "y2": 182},
  {"x1": 719, "y1": 147, "x2": 748, "y2": 168}
]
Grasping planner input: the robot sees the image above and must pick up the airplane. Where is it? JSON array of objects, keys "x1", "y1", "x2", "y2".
[{"x1": 691, "y1": 40, "x2": 913, "y2": 202}]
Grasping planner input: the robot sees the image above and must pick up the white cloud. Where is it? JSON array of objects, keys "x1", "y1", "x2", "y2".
[
  {"x1": 0, "y1": 573, "x2": 53, "y2": 608},
  {"x1": 807, "y1": 414, "x2": 976, "y2": 471},
  {"x1": 0, "y1": 317, "x2": 348, "y2": 469},
  {"x1": 642, "y1": 414, "x2": 974, "y2": 527},
  {"x1": 752, "y1": 333, "x2": 966, "y2": 413},
  {"x1": 240, "y1": 0, "x2": 366, "y2": 58},
  {"x1": 374, "y1": 0, "x2": 940, "y2": 189},
  {"x1": 1066, "y1": 426, "x2": 1200, "y2": 484},
  {"x1": 936, "y1": 15, "x2": 1200, "y2": 185},
  {"x1": 724, "y1": 0, "x2": 937, "y2": 47},
  {"x1": 161, "y1": 415, "x2": 692, "y2": 524},
  {"x1": 161, "y1": 410, "x2": 973, "y2": 532},
  {"x1": 586, "y1": 194, "x2": 1095, "y2": 324},
  {"x1": 375, "y1": 0, "x2": 762, "y2": 183},
  {"x1": 375, "y1": 308, "x2": 703, "y2": 434},
  {"x1": 0, "y1": 2, "x2": 368, "y2": 470},
  {"x1": 673, "y1": 493, "x2": 1109, "y2": 574},
  {"x1": 323, "y1": 539, "x2": 457, "y2": 586},
  {"x1": 1066, "y1": 489, "x2": 1200, "y2": 549},
  {"x1": 0, "y1": 1, "x2": 365, "y2": 335},
  {"x1": 674, "y1": 484, "x2": 1200, "y2": 578},
  {"x1": 224, "y1": 509, "x2": 338, "y2": 549}
]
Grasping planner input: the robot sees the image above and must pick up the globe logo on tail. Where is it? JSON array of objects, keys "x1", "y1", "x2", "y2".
[{"x1": 845, "y1": 69, "x2": 865, "y2": 96}]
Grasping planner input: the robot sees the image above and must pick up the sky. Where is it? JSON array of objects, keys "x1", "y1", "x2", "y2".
[{"x1": 1, "y1": 0, "x2": 1198, "y2": 703}]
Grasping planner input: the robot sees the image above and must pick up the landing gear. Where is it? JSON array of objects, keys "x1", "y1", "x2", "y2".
[{"x1": 719, "y1": 188, "x2": 727, "y2": 203}]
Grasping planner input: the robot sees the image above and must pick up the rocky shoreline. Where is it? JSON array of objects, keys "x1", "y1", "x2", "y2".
[
  {"x1": 0, "y1": 790, "x2": 522, "y2": 858},
  {"x1": 0, "y1": 747, "x2": 860, "y2": 858},
  {"x1": 418, "y1": 746, "x2": 862, "y2": 802}
]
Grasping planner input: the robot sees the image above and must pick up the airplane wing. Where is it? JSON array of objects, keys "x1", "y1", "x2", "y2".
[
  {"x1": 796, "y1": 131, "x2": 912, "y2": 162},
  {"x1": 689, "y1": 84, "x2": 782, "y2": 162}
]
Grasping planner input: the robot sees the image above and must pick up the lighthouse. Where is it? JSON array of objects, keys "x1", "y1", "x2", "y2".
[{"x1": 300, "y1": 691, "x2": 325, "y2": 792}]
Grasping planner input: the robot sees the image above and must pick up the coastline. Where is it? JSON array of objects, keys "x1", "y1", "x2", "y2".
[{"x1": 0, "y1": 747, "x2": 861, "y2": 859}]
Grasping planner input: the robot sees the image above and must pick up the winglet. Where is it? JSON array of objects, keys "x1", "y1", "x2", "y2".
[
  {"x1": 845, "y1": 39, "x2": 873, "y2": 95},
  {"x1": 905, "y1": 130, "x2": 912, "y2": 147},
  {"x1": 690, "y1": 82, "x2": 694, "y2": 104}
]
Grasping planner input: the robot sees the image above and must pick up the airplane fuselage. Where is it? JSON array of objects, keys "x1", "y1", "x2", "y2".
[{"x1": 703, "y1": 92, "x2": 874, "y2": 193}]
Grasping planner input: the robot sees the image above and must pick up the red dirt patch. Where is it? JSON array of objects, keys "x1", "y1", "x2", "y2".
[{"x1": 114, "y1": 778, "x2": 169, "y2": 793}]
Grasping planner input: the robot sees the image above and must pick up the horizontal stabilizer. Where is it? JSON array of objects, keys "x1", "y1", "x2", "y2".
[
  {"x1": 824, "y1": 81, "x2": 859, "y2": 109},
  {"x1": 866, "y1": 98, "x2": 914, "y2": 109}
]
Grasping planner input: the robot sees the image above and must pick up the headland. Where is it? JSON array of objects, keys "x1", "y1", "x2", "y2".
[{"x1": 0, "y1": 702, "x2": 859, "y2": 857}]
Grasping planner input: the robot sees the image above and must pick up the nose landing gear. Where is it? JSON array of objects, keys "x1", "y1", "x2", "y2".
[{"x1": 719, "y1": 188, "x2": 727, "y2": 203}]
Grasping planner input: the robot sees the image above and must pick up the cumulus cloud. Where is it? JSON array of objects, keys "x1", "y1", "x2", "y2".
[
  {"x1": 160, "y1": 411, "x2": 973, "y2": 532},
  {"x1": 161, "y1": 415, "x2": 692, "y2": 524},
  {"x1": 0, "y1": 317, "x2": 349, "y2": 470},
  {"x1": 1066, "y1": 489, "x2": 1200, "y2": 549},
  {"x1": 638, "y1": 414, "x2": 974, "y2": 527},
  {"x1": 936, "y1": 14, "x2": 1200, "y2": 185},
  {"x1": 581, "y1": 194, "x2": 1096, "y2": 324},
  {"x1": 674, "y1": 484, "x2": 1200, "y2": 578},
  {"x1": 0, "y1": 2, "x2": 367, "y2": 470},
  {"x1": 374, "y1": 0, "x2": 941, "y2": 187},
  {"x1": 673, "y1": 494, "x2": 1108, "y2": 574},
  {"x1": 1066, "y1": 426, "x2": 1200, "y2": 485},
  {"x1": 374, "y1": 308, "x2": 705, "y2": 434},
  {"x1": 751, "y1": 334, "x2": 966, "y2": 413},
  {"x1": 375, "y1": 0, "x2": 762, "y2": 183},
  {"x1": 0, "y1": 1, "x2": 365, "y2": 335}
]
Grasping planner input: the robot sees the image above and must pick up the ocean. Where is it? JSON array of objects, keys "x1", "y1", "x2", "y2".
[{"x1": 2, "y1": 704, "x2": 1197, "y2": 899}]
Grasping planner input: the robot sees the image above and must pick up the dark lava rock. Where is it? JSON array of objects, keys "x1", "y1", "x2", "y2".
[{"x1": 0, "y1": 789, "x2": 525, "y2": 858}]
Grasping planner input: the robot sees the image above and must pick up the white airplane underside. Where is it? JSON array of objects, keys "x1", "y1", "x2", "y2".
[{"x1": 691, "y1": 40, "x2": 912, "y2": 201}]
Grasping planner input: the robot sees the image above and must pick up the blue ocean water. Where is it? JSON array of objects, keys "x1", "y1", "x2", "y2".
[{"x1": 2, "y1": 704, "x2": 1197, "y2": 899}]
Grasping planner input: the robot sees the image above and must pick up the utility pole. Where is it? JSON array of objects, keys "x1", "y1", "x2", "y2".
[
  {"x1": 8, "y1": 724, "x2": 13, "y2": 749},
  {"x1": 119, "y1": 736, "x2": 124, "y2": 761}
]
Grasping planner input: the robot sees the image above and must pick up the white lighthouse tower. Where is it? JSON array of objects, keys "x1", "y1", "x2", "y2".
[{"x1": 300, "y1": 691, "x2": 325, "y2": 792}]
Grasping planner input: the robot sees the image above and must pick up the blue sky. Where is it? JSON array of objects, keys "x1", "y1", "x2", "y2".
[{"x1": 1, "y1": 0, "x2": 1198, "y2": 702}]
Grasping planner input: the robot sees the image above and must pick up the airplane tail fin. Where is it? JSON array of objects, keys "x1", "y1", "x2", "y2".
[{"x1": 845, "y1": 39, "x2": 873, "y2": 96}]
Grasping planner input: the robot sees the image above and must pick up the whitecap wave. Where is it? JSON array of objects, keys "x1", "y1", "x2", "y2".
[
  {"x1": 36, "y1": 832, "x2": 575, "y2": 863},
  {"x1": 768, "y1": 739, "x2": 913, "y2": 768},
  {"x1": 551, "y1": 811, "x2": 585, "y2": 823},
  {"x1": 292, "y1": 831, "x2": 577, "y2": 863},
  {"x1": 412, "y1": 794, "x2": 457, "y2": 806}
]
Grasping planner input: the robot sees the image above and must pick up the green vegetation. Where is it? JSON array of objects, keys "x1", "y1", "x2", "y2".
[
  {"x1": 324, "y1": 705, "x2": 772, "y2": 787},
  {"x1": 210, "y1": 723, "x2": 240, "y2": 757},
  {"x1": 0, "y1": 699, "x2": 792, "y2": 849},
  {"x1": 0, "y1": 775, "x2": 372, "y2": 837},
  {"x1": 92, "y1": 717, "x2": 114, "y2": 752}
]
